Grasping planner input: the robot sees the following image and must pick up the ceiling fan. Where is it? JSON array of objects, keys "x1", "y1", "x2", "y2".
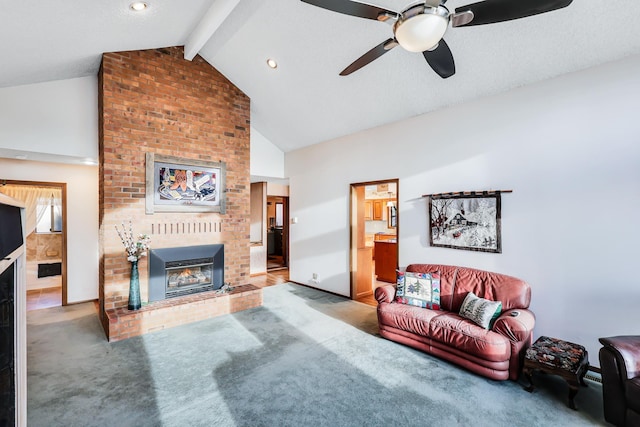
[{"x1": 301, "y1": 0, "x2": 573, "y2": 78}]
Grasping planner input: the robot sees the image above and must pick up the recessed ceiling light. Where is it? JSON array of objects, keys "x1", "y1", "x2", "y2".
[
  {"x1": 130, "y1": 2, "x2": 148, "y2": 12},
  {"x1": 266, "y1": 58, "x2": 278, "y2": 69}
]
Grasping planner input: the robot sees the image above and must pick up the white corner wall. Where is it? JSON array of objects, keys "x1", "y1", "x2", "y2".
[
  {"x1": 250, "y1": 126, "x2": 285, "y2": 178},
  {"x1": 0, "y1": 76, "x2": 98, "y2": 160},
  {"x1": 250, "y1": 182, "x2": 267, "y2": 276},
  {"x1": 250, "y1": 127, "x2": 285, "y2": 275},
  {"x1": 0, "y1": 159, "x2": 99, "y2": 303},
  {"x1": 286, "y1": 54, "x2": 640, "y2": 361}
]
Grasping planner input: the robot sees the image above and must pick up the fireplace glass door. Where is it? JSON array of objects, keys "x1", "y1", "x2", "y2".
[
  {"x1": 165, "y1": 257, "x2": 214, "y2": 298},
  {"x1": 0, "y1": 263, "x2": 15, "y2": 426}
]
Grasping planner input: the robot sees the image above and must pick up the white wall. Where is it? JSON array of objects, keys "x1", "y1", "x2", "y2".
[
  {"x1": 250, "y1": 126, "x2": 285, "y2": 178},
  {"x1": 250, "y1": 127, "x2": 286, "y2": 274},
  {"x1": 0, "y1": 159, "x2": 99, "y2": 303},
  {"x1": 0, "y1": 76, "x2": 98, "y2": 160},
  {"x1": 286, "y1": 54, "x2": 640, "y2": 362},
  {"x1": 250, "y1": 182, "x2": 267, "y2": 275}
]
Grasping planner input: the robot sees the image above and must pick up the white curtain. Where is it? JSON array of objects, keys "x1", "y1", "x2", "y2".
[{"x1": 0, "y1": 184, "x2": 62, "y2": 235}]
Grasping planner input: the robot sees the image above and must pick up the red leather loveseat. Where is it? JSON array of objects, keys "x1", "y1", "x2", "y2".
[{"x1": 374, "y1": 264, "x2": 535, "y2": 380}]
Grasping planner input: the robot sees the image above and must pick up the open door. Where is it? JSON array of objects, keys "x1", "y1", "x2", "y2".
[
  {"x1": 351, "y1": 186, "x2": 373, "y2": 299},
  {"x1": 0, "y1": 181, "x2": 67, "y2": 309},
  {"x1": 267, "y1": 196, "x2": 289, "y2": 270},
  {"x1": 350, "y1": 179, "x2": 399, "y2": 304}
]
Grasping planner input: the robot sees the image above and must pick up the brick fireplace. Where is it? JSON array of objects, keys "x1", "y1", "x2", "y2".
[{"x1": 98, "y1": 47, "x2": 260, "y2": 341}]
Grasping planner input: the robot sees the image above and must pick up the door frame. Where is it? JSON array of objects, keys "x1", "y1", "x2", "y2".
[
  {"x1": 2, "y1": 179, "x2": 68, "y2": 306},
  {"x1": 266, "y1": 195, "x2": 289, "y2": 270},
  {"x1": 349, "y1": 178, "x2": 399, "y2": 300}
]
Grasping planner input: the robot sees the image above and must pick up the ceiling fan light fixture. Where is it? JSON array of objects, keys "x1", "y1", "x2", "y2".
[{"x1": 394, "y1": 8, "x2": 449, "y2": 53}]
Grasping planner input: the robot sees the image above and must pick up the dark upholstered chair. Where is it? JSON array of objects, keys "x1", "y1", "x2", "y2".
[{"x1": 599, "y1": 336, "x2": 640, "y2": 426}]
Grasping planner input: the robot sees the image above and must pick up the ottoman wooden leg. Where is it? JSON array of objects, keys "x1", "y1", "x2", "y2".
[
  {"x1": 578, "y1": 364, "x2": 589, "y2": 387},
  {"x1": 568, "y1": 384, "x2": 579, "y2": 410},
  {"x1": 523, "y1": 367, "x2": 535, "y2": 393}
]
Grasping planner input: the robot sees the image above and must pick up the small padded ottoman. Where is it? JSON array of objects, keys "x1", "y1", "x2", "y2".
[{"x1": 523, "y1": 336, "x2": 589, "y2": 410}]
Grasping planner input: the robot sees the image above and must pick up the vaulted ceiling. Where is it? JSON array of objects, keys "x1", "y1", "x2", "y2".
[{"x1": 2, "y1": 0, "x2": 639, "y2": 153}]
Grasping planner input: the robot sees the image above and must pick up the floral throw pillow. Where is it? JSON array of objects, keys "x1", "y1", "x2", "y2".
[
  {"x1": 458, "y1": 292, "x2": 502, "y2": 329},
  {"x1": 395, "y1": 270, "x2": 441, "y2": 310}
]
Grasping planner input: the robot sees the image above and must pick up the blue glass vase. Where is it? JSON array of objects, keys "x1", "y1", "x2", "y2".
[{"x1": 128, "y1": 260, "x2": 141, "y2": 310}]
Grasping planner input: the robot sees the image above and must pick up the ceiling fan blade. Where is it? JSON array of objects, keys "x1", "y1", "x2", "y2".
[
  {"x1": 340, "y1": 38, "x2": 398, "y2": 76},
  {"x1": 454, "y1": 0, "x2": 572, "y2": 27},
  {"x1": 301, "y1": 0, "x2": 397, "y2": 21},
  {"x1": 422, "y1": 39, "x2": 455, "y2": 79}
]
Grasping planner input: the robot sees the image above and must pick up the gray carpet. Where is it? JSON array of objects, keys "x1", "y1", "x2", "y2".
[{"x1": 27, "y1": 283, "x2": 605, "y2": 426}]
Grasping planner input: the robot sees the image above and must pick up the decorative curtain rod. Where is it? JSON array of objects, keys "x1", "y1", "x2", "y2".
[{"x1": 422, "y1": 190, "x2": 513, "y2": 198}]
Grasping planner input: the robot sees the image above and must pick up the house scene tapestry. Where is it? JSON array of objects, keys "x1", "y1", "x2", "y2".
[{"x1": 429, "y1": 193, "x2": 501, "y2": 253}]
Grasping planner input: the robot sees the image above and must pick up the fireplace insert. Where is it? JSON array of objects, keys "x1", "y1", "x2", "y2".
[{"x1": 149, "y1": 245, "x2": 224, "y2": 302}]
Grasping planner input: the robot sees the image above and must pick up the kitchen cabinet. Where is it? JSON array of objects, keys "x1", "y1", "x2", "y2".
[
  {"x1": 267, "y1": 228, "x2": 284, "y2": 256},
  {"x1": 372, "y1": 200, "x2": 384, "y2": 220},
  {"x1": 364, "y1": 201, "x2": 373, "y2": 220},
  {"x1": 374, "y1": 240, "x2": 397, "y2": 283},
  {"x1": 374, "y1": 233, "x2": 396, "y2": 241}
]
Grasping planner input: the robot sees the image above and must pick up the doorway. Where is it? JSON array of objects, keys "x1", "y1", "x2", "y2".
[
  {"x1": 0, "y1": 180, "x2": 67, "y2": 310},
  {"x1": 267, "y1": 196, "x2": 289, "y2": 271},
  {"x1": 350, "y1": 179, "x2": 399, "y2": 305}
]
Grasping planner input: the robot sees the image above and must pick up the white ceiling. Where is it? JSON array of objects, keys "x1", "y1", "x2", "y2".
[{"x1": 2, "y1": 0, "x2": 640, "y2": 154}]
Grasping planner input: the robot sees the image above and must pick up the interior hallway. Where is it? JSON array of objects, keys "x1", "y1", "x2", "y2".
[
  {"x1": 27, "y1": 286, "x2": 62, "y2": 311},
  {"x1": 248, "y1": 268, "x2": 289, "y2": 288}
]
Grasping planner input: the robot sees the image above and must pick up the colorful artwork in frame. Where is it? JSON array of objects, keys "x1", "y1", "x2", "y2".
[
  {"x1": 145, "y1": 153, "x2": 226, "y2": 214},
  {"x1": 429, "y1": 192, "x2": 501, "y2": 253}
]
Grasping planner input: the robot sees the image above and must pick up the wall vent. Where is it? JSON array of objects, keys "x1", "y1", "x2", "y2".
[
  {"x1": 584, "y1": 372, "x2": 602, "y2": 384},
  {"x1": 151, "y1": 221, "x2": 222, "y2": 235}
]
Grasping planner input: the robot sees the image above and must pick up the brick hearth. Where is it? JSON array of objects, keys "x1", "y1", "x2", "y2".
[
  {"x1": 98, "y1": 46, "x2": 257, "y2": 341},
  {"x1": 105, "y1": 284, "x2": 262, "y2": 342}
]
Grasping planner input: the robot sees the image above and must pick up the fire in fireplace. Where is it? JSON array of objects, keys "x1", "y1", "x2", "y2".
[
  {"x1": 149, "y1": 245, "x2": 224, "y2": 302},
  {"x1": 166, "y1": 258, "x2": 213, "y2": 297}
]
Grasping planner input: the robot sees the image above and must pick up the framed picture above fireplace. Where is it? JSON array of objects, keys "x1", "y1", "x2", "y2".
[{"x1": 145, "y1": 153, "x2": 226, "y2": 214}]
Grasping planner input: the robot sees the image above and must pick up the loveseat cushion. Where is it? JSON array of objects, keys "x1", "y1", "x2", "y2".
[
  {"x1": 378, "y1": 302, "x2": 511, "y2": 363},
  {"x1": 377, "y1": 302, "x2": 441, "y2": 336},
  {"x1": 428, "y1": 312, "x2": 510, "y2": 362}
]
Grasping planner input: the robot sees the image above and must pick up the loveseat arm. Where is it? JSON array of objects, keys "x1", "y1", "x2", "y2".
[
  {"x1": 599, "y1": 336, "x2": 640, "y2": 380},
  {"x1": 374, "y1": 285, "x2": 396, "y2": 304},
  {"x1": 493, "y1": 309, "x2": 535, "y2": 343},
  {"x1": 599, "y1": 336, "x2": 640, "y2": 426}
]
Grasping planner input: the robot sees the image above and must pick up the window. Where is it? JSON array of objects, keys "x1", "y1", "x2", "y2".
[
  {"x1": 36, "y1": 197, "x2": 62, "y2": 233},
  {"x1": 275, "y1": 203, "x2": 283, "y2": 228}
]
